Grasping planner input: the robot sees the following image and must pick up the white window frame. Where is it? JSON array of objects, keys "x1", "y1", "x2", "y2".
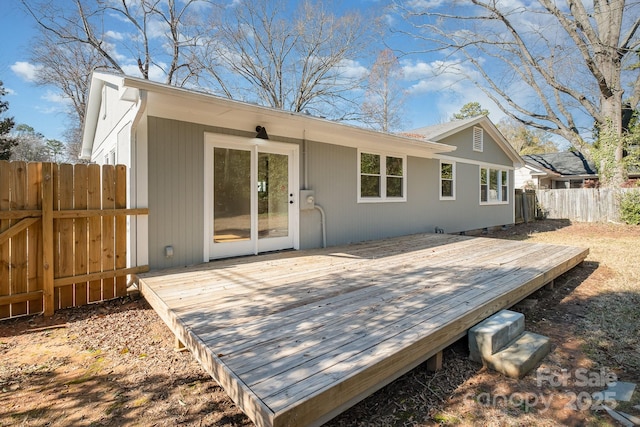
[
  {"x1": 473, "y1": 126, "x2": 484, "y2": 152},
  {"x1": 439, "y1": 160, "x2": 456, "y2": 200},
  {"x1": 357, "y1": 149, "x2": 407, "y2": 203},
  {"x1": 480, "y1": 166, "x2": 509, "y2": 205}
]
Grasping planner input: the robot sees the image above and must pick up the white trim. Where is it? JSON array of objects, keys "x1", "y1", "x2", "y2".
[
  {"x1": 357, "y1": 149, "x2": 407, "y2": 203},
  {"x1": 204, "y1": 133, "x2": 299, "y2": 260},
  {"x1": 479, "y1": 165, "x2": 510, "y2": 205},
  {"x1": 439, "y1": 160, "x2": 456, "y2": 201},
  {"x1": 433, "y1": 153, "x2": 514, "y2": 171}
]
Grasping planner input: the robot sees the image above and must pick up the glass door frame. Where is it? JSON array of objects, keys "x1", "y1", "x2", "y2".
[{"x1": 204, "y1": 133, "x2": 299, "y2": 261}]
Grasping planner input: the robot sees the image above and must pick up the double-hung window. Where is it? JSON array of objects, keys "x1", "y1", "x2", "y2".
[
  {"x1": 358, "y1": 151, "x2": 406, "y2": 202},
  {"x1": 440, "y1": 161, "x2": 455, "y2": 200},
  {"x1": 480, "y1": 166, "x2": 509, "y2": 204}
]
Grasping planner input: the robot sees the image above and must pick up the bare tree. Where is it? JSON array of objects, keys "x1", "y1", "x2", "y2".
[
  {"x1": 195, "y1": 0, "x2": 373, "y2": 119},
  {"x1": 496, "y1": 117, "x2": 558, "y2": 155},
  {"x1": 361, "y1": 49, "x2": 407, "y2": 132},
  {"x1": 399, "y1": 0, "x2": 640, "y2": 186},
  {"x1": 22, "y1": 0, "x2": 204, "y2": 86}
]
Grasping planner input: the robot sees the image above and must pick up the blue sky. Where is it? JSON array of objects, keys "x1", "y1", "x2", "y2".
[
  {"x1": 0, "y1": 0, "x2": 511, "y2": 143},
  {"x1": 1, "y1": 1, "x2": 76, "y2": 141}
]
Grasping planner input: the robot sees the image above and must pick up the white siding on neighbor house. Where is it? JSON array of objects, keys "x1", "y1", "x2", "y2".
[{"x1": 515, "y1": 166, "x2": 536, "y2": 189}]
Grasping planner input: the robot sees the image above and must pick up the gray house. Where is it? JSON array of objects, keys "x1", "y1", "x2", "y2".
[{"x1": 81, "y1": 71, "x2": 522, "y2": 270}]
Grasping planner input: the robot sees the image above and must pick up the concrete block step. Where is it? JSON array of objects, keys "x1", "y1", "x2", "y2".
[
  {"x1": 483, "y1": 331, "x2": 551, "y2": 378},
  {"x1": 468, "y1": 310, "x2": 524, "y2": 363}
]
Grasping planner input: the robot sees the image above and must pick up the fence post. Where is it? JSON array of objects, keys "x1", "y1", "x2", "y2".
[
  {"x1": 522, "y1": 190, "x2": 529, "y2": 223},
  {"x1": 42, "y1": 163, "x2": 55, "y2": 316}
]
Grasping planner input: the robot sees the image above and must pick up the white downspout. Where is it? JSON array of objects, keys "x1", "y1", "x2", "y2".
[{"x1": 130, "y1": 90, "x2": 148, "y2": 271}]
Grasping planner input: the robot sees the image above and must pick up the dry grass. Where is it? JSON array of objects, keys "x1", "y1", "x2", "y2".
[
  {"x1": 1, "y1": 220, "x2": 638, "y2": 426},
  {"x1": 506, "y1": 221, "x2": 640, "y2": 373}
]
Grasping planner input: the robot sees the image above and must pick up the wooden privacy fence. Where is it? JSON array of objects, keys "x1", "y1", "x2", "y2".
[
  {"x1": 0, "y1": 161, "x2": 148, "y2": 320},
  {"x1": 536, "y1": 188, "x2": 633, "y2": 223},
  {"x1": 514, "y1": 189, "x2": 537, "y2": 224}
]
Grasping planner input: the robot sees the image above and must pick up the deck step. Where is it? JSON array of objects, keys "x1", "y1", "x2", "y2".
[
  {"x1": 483, "y1": 332, "x2": 551, "y2": 378},
  {"x1": 468, "y1": 310, "x2": 550, "y2": 378},
  {"x1": 468, "y1": 310, "x2": 524, "y2": 363}
]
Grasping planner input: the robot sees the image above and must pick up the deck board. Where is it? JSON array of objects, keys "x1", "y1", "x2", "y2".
[{"x1": 139, "y1": 233, "x2": 588, "y2": 427}]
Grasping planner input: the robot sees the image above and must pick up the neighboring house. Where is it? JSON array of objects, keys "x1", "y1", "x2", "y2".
[
  {"x1": 81, "y1": 71, "x2": 522, "y2": 270},
  {"x1": 516, "y1": 151, "x2": 598, "y2": 189}
]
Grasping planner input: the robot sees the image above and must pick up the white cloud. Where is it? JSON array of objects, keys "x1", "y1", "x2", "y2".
[
  {"x1": 402, "y1": 58, "x2": 481, "y2": 95},
  {"x1": 406, "y1": 0, "x2": 447, "y2": 9},
  {"x1": 121, "y1": 63, "x2": 167, "y2": 82},
  {"x1": 4, "y1": 87, "x2": 16, "y2": 96},
  {"x1": 147, "y1": 18, "x2": 169, "y2": 39},
  {"x1": 10, "y1": 62, "x2": 43, "y2": 82},
  {"x1": 338, "y1": 59, "x2": 368, "y2": 79},
  {"x1": 105, "y1": 30, "x2": 125, "y2": 40},
  {"x1": 42, "y1": 90, "x2": 71, "y2": 105}
]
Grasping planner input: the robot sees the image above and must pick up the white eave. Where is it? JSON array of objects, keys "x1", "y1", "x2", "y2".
[{"x1": 81, "y1": 72, "x2": 456, "y2": 159}]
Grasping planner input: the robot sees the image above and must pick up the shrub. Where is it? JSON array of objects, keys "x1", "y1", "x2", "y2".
[{"x1": 619, "y1": 189, "x2": 640, "y2": 225}]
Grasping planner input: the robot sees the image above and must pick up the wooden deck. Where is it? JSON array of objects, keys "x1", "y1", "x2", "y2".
[{"x1": 138, "y1": 233, "x2": 588, "y2": 427}]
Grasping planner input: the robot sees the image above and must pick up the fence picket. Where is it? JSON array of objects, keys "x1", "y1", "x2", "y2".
[
  {"x1": 56, "y1": 164, "x2": 75, "y2": 309},
  {"x1": 74, "y1": 164, "x2": 89, "y2": 306},
  {"x1": 115, "y1": 165, "x2": 127, "y2": 297},
  {"x1": 101, "y1": 165, "x2": 116, "y2": 300},
  {"x1": 536, "y1": 188, "x2": 633, "y2": 223},
  {"x1": 27, "y1": 162, "x2": 43, "y2": 313},
  {"x1": 11, "y1": 162, "x2": 28, "y2": 316},
  {"x1": 87, "y1": 164, "x2": 103, "y2": 303},
  {"x1": 0, "y1": 161, "x2": 11, "y2": 318}
]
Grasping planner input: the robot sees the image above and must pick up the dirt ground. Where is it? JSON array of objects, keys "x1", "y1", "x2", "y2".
[{"x1": 1, "y1": 220, "x2": 639, "y2": 426}]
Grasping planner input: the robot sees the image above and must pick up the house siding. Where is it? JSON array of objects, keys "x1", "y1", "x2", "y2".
[
  {"x1": 147, "y1": 117, "x2": 206, "y2": 269},
  {"x1": 146, "y1": 117, "x2": 514, "y2": 269},
  {"x1": 301, "y1": 141, "x2": 514, "y2": 248},
  {"x1": 439, "y1": 126, "x2": 512, "y2": 166},
  {"x1": 90, "y1": 82, "x2": 137, "y2": 165}
]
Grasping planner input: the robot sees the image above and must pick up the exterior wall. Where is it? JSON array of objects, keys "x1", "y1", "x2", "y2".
[
  {"x1": 90, "y1": 82, "x2": 137, "y2": 165},
  {"x1": 146, "y1": 117, "x2": 304, "y2": 269},
  {"x1": 437, "y1": 125, "x2": 512, "y2": 166},
  {"x1": 300, "y1": 141, "x2": 515, "y2": 249},
  {"x1": 515, "y1": 167, "x2": 539, "y2": 189},
  {"x1": 147, "y1": 117, "x2": 206, "y2": 269},
  {"x1": 145, "y1": 117, "x2": 515, "y2": 269}
]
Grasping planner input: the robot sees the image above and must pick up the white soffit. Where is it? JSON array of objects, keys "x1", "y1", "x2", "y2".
[{"x1": 127, "y1": 77, "x2": 455, "y2": 158}]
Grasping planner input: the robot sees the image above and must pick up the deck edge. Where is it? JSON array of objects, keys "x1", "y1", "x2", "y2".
[
  {"x1": 272, "y1": 246, "x2": 589, "y2": 427},
  {"x1": 139, "y1": 278, "x2": 275, "y2": 427}
]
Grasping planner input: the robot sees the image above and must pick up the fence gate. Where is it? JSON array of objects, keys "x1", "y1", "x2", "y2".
[
  {"x1": 0, "y1": 161, "x2": 148, "y2": 320},
  {"x1": 515, "y1": 189, "x2": 537, "y2": 224}
]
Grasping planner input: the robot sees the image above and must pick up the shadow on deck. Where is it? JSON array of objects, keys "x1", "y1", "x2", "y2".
[{"x1": 138, "y1": 233, "x2": 589, "y2": 427}]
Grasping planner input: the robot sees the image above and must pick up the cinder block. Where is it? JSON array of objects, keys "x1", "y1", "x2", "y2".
[
  {"x1": 469, "y1": 310, "x2": 524, "y2": 363},
  {"x1": 483, "y1": 331, "x2": 551, "y2": 378}
]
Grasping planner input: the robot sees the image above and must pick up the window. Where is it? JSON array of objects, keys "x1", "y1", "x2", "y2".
[
  {"x1": 480, "y1": 166, "x2": 509, "y2": 204},
  {"x1": 473, "y1": 126, "x2": 483, "y2": 152},
  {"x1": 440, "y1": 161, "x2": 455, "y2": 200},
  {"x1": 359, "y1": 151, "x2": 406, "y2": 202}
]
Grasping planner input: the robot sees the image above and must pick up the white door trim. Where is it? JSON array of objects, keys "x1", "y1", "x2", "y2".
[{"x1": 204, "y1": 133, "x2": 299, "y2": 261}]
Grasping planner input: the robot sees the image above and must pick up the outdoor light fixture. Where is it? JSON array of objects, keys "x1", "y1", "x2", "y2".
[{"x1": 255, "y1": 125, "x2": 269, "y2": 140}]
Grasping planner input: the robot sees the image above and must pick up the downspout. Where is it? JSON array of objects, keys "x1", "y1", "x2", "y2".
[
  {"x1": 303, "y1": 131, "x2": 326, "y2": 248},
  {"x1": 130, "y1": 90, "x2": 148, "y2": 272}
]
